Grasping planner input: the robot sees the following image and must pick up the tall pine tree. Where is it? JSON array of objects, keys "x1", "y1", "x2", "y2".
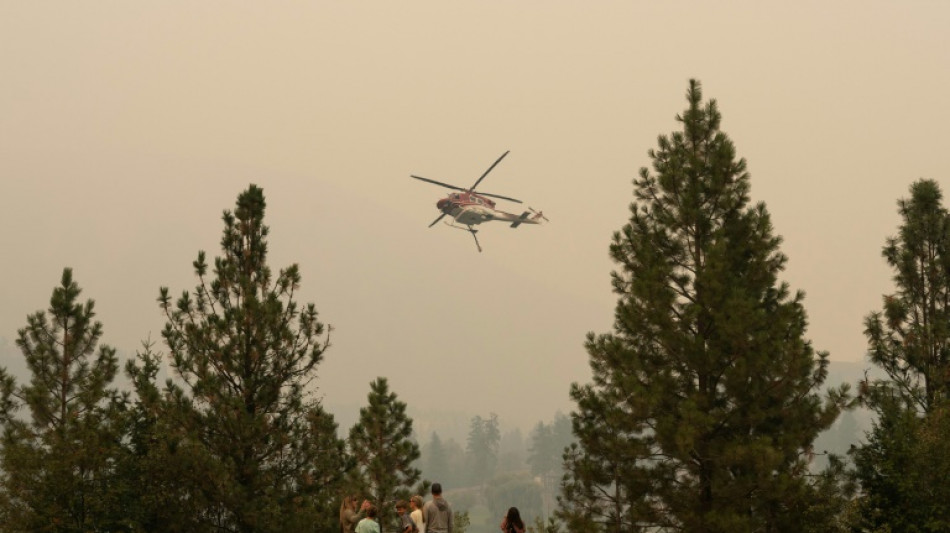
[
  {"x1": 158, "y1": 185, "x2": 346, "y2": 532},
  {"x1": 424, "y1": 432, "x2": 449, "y2": 485},
  {"x1": 559, "y1": 80, "x2": 849, "y2": 533},
  {"x1": 852, "y1": 179, "x2": 950, "y2": 531},
  {"x1": 465, "y1": 413, "x2": 500, "y2": 487},
  {"x1": 0, "y1": 268, "x2": 124, "y2": 532},
  {"x1": 348, "y1": 377, "x2": 421, "y2": 533},
  {"x1": 863, "y1": 179, "x2": 950, "y2": 413},
  {"x1": 528, "y1": 413, "x2": 574, "y2": 520},
  {"x1": 422, "y1": 431, "x2": 465, "y2": 489}
]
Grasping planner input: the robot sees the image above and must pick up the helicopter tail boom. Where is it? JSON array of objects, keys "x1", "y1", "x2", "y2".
[
  {"x1": 509, "y1": 211, "x2": 532, "y2": 228},
  {"x1": 510, "y1": 208, "x2": 547, "y2": 228}
]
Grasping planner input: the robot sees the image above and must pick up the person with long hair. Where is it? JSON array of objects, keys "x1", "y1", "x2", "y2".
[
  {"x1": 340, "y1": 494, "x2": 369, "y2": 533},
  {"x1": 500, "y1": 507, "x2": 525, "y2": 533},
  {"x1": 409, "y1": 495, "x2": 426, "y2": 533}
]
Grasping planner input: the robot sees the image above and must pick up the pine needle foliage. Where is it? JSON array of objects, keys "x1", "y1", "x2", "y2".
[
  {"x1": 852, "y1": 179, "x2": 950, "y2": 532},
  {"x1": 559, "y1": 80, "x2": 850, "y2": 533},
  {"x1": 0, "y1": 268, "x2": 123, "y2": 532},
  {"x1": 113, "y1": 339, "x2": 219, "y2": 532},
  {"x1": 158, "y1": 185, "x2": 345, "y2": 532},
  {"x1": 466, "y1": 413, "x2": 500, "y2": 486},
  {"x1": 348, "y1": 377, "x2": 421, "y2": 533},
  {"x1": 863, "y1": 179, "x2": 950, "y2": 413}
]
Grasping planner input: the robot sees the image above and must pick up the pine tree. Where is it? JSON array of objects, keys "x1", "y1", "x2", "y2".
[
  {"x1": 852, "y1": 179, "x2": 950, "y2": 531},
  {"x1": 497, "y1": 428, "x2": 526, "y2": 472},
  {"x1": 863, "y1": 179, "x2": 950, "y2": 413},
  {"x1": 158, "y1": 185, "x2": 346, "y2": 532},
  {"x1": 465, "y1": 413, "x2": 500, "y2": 487},
  {"x1": 348, "y1": 377, "x2": 421, "y2": 533},
  {"x1": 422, "y1": 432, "x2": 465, "y2": 489},
  {"x1": 528, "y1": 414, "x2": 574, "y2": 522},
  {"x1": 112, "y1": 339, "x2": 216, "y2": 532},
  {"x1": 0, "y1": 268, "x2": 124, "y2": 532},
  {"x1": 527, "y1": 422, "x2": 554, "y2": 478},
  {"x1": 424, "y1": 432, "x2": 448, "y2": 484},
  {"x1": 850, "y1": 398, "x2": 950, "y2": 531},
  {"x1": 528, "y1": 413, "x2": 573, "y2": 486},
  {"x1": 558, "y1": 80, "x2": 849, "y2": 532}
]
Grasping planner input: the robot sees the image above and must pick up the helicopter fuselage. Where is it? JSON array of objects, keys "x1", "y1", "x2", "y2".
[
  {"x1": 436, "y1": 192, "x2": 500, "y2": 226},
  {"x1": 436, "y1": 191, "x2": 537, "y2": 227}
]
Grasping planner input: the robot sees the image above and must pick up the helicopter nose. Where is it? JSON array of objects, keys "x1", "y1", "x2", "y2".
[{"x1": 436, "y1": 198, "x2": 448, "y2": 210}]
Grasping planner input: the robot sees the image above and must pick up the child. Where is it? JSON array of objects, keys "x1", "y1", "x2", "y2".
[
  {"x1": 355, "y1": 505, "x2": 380, "y2": 533},
  {"x1": 396, "y1": 500, "x2": 417, "y2": 533}
]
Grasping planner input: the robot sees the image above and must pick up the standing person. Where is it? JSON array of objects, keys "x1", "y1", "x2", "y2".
[
  {"x1": 355, "y1": 505, "x2": 380, "y2": 533},
  {"x1": 422, "y1": 483, "x2": 453, "y2": 533},
  {"x1": 499, "y1": 507, "x2": 525, "y2": 533},
  {"x1": 410, "y1": 495, "x2": 426, "y2": 533},
  {"x1": 396, "y1": 500, "x2": 417, "y2": 533},
  {"x1": 340, "y1": 495, "x2": 370, "y2": 533}
]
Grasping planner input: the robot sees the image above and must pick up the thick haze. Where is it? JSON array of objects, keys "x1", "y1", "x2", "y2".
[{"x1": 2, "y1": 2, "x2": 949, "y2": 431}]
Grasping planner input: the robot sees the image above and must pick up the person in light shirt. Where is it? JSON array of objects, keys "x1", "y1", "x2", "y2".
[
  {"x1": 410, "y1": 495, "x2": 425, "y2": 533},
  {"x1": 355, "y1": 505, "x2": 380, "y2": 533}
]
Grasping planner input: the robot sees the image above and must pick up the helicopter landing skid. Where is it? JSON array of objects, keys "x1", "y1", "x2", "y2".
[{"x1": 444, "y1": 221, "x2": 482, "y2": 252}]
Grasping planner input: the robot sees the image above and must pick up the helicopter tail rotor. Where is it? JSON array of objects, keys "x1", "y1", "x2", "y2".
[{"x1": 529, "y1": 207, "x2": 549, "y2": 222}]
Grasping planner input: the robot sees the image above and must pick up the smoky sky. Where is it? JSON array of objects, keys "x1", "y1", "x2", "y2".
[{"x1": 2, "y1": 1, "x2": 949, "y2": 430}]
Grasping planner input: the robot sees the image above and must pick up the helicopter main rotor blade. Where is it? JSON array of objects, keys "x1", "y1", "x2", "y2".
[
  {"x1": 468, "y1": 150, "x2": 510, "y2": 191},
  {"x1": 411, "y1": 175, "x2": 467, "y2": 192},
  {"x1": 428, "y1": 213, "x2": 447, "y2": 228},
  {"x1": 476, "y1": 191, "x2": 523, "y2": 204},
  {"x1": 413, "y1": 173, "x2": 522, "y2": 203}
]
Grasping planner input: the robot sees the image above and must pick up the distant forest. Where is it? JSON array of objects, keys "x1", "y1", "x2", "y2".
[{"x1": 2, "y1": 80, "x2": 949, "y2": 532}]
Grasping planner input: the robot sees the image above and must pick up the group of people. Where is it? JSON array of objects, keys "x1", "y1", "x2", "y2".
[
  {"x1": 339, "y1": 482, "x2": 526, "y2": 533},
  {"x1": 339, "y1": 482, "x2": 454, "y2": 533}
]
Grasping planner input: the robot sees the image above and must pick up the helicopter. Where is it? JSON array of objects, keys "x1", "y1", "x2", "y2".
[{"x1": 410, "y1": 150, "x2": 547, "y2": 252}]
